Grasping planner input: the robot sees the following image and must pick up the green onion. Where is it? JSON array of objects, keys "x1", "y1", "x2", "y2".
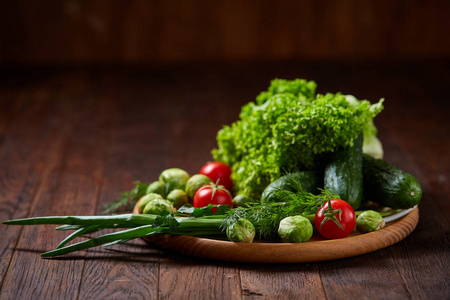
[
  {"x1": 3, "y1": 213, "x2": 226, "y2": 258},
  {"x1": 2, "y1": 200, "x2": 405, "y2": 258}
]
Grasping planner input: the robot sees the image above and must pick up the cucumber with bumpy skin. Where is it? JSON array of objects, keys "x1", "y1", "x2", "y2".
[
  {"x1": 362, "y1": 154, "x2": 422, "y2": 209},
  {"x1": 324, "y1": 133, "x2": 363, "y2": 210}
]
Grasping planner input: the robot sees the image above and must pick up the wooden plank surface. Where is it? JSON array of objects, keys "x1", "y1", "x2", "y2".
[
  {"x1": 0, "y1": 62, "x2": 449, "y2": 299},
  {"x1": 77, "y1": 73, "x2": 161, "y2": 300},
  {"x1": 1, "y1": 1, "x2": 450, "y2": 63}
]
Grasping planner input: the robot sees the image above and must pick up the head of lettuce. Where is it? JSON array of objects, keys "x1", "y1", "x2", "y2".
[{"x1": 212, "y1": 79, "x2": 384, "y2": 199}]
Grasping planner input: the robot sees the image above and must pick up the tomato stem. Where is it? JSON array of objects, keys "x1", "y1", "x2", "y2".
[
  {"x1": 208, "y1": 179, "x2": 230, "y2": 201},
  {"x1": 319, "y1": 198, "x2": 344, "y2": 230}
]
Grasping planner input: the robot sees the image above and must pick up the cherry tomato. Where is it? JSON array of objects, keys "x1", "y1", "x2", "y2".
[
  {"x1": 199, "y1": 161, "x2": 233, "y2": 191},
  {"x1": 193, "y1": 182, "x2": 233, "y2": 213},
  {"x1": 315, "y1": 199, "x2": 356, "y2": 239}
]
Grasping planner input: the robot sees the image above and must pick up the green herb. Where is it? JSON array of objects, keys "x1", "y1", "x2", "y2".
[
  {"x1": 102, "y1": 181, "x2": 149, "y2": 214},
  {"x1": 220, "y1": 188, "x2": 339, "y2": 240},
  {"x1": 212, "y1": 79, "x2": 384, "y2": 198}
]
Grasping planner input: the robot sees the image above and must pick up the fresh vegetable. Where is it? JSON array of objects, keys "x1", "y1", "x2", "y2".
[
  {"x1": 278, "y1": 216, "x2": 313, "y2": 243},
  {"x1": 2, "y1": 212, "x2": 227, "y2": 257},
  {"x1": 138, "y1": 193, "x2": 164, "y2": 213},
  {"x1": 185, "y1": 174, "x2": 213, "y2": 200},
  {"x1": 363, "y1": 135, "x2": 383, "y2": 159},
  {"x1": 199, "y1": 162, "x2": 233, "y2": 191},
  {"x1": 362, "y1": 154, "x2": 422, "y2": 208},
  {"x1": 324, "y1": 133, "x2": 363, "y2": 209},
  {"x1": 261, "y1": 171, "x2": 321, "y2": 203},
  {"x1": 222, "y1": 188, "x2": 339, "y2": 240},
  {"x1": 3, "y1": 78, "x2": 419, "y2": 261},
  {"x1": 159, "y1": 168, "x2": 190, "y2": 193},
  {"x1": 166, "y1": 189, "x2": 189, "y2": 209},
  {"x1": 345, "y1": 95, "x2": 384, "y2": 159},
  {"x1": 315, "y1": 199, "x2": 356, "y2": 239},
  {"x1": 2, "y1": 192, "x2": 406, "y2": 257},
  {"x1": 193, "y1": 181, "x2": 233, "y2": 213},
  {"x1": 146, "y1": 181, "x2": 167, "y2": 198},
  {"x1": 226, "y1": 218, "x2": 255, "y2": 243},
  {"x1": 232, "y1": 194, "x2": 254, "y2": 207},
  {"x1": 102, "y1": 181, "x2": 149, "y2": 214},
  {"x1": 143, "y1": 199, "x2": 176, "y2": 215},
  {"x1": 356, "y1": 210, "x2": 385, "y2": 233},
  {"x1": 213, "y1": 79, "x2": 384, "y2": 198}
]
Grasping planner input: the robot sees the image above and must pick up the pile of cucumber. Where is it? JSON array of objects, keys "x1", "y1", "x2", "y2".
[{"x1": 262, "y1": 133, "x2": 422, "y2": 210}]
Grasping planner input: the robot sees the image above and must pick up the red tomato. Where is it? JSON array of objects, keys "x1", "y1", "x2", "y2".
[
  {"x1": 199, "y1": 162, "x2": 233, "y2": 191},
  {"x1": 193, "y1": 182, "x2": 233, "y2": 213},
  {"x1": 315, "y1": 199, "x2": 356, "y2": 239}
]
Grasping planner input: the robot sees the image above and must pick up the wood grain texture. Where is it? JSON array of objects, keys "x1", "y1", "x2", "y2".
[
  {"x1": 239, "y1": 263, "x2": 325, "y2": 299},
  {"x1": 0, "y1": 74, "x2": 69, "y2": 288},
  {"x1": 158, "y1": 255, "x2": 241, "y2": 300},
  {"x1": 76, "y1": 73, "x2": 161, "y2": 300},
  {"x1": 1, "y1": 0, "x2": 450, "y2": 63},
  {"x1": 0, "y1": 62, "x2": 449, "y2": 299},
  {"x1": 0, "y1": 72, "x2": 112, "y2": 299}
]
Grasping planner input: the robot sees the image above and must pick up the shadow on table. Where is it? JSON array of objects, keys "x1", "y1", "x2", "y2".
[{"x1": 13, "y1": 240, "x2": 161, "y2": 263}]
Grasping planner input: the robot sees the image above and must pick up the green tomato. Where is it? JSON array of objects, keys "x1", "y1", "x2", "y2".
[
  {"x1": 167, "y1": 189, "x2": 189, "y2": 209},
  {"x1": 226, "y1": 218, "x2": 256, "y2": 243},
  {"x1": 278, "y1": 216, "x2": 313, "y2": 243},
  {"x1": 143, "y1": 199, "x2": 176, "y2": 215},
  {"x1": 138, "y1": 193, "x2": 164, "y2": 213},
  {"x1": 146, "y1": 181, "x2": 167, "y2": 198},
  {"x1": 185, "y1": 174, "x2": 213, "y2": 200},
  {"x1": 356, "y1": 210, "x2": 385, "y2": 233},
  {"x1": 159, "y1": 168, "x2": 190, "y2": 192}
]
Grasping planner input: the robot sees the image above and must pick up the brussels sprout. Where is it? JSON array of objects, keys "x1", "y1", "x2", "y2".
[
  {"x1": 185, "y1": 174, "x2": 212, "y2": 200},
  {"x1": 146, "y1": 181, "x2": 167, "y2": 198},
  {"x1": 278, "y1": 216, "x2": 313, "y2": 243},
  {"x1": 138, "y1": 193, "x2": 164, "y2": 213},
  {"x1": 159, "y1": 168, "x2": 190, "y2": 192},
  {"x1": 143, "y1": 199, "x2": 176, "y2": 215},
  {"x1": 356, "y1": 210, "x2": 385, "y2": 233},
  {"x1": 226, "y1": 218, "x2": 256, "y2": 243},
  {"x1": 167, "y1": 189, "x2": 189, "y2": 209},
  {"x1": 232, "y1": 194, "x2": 253, "y2": 207}
]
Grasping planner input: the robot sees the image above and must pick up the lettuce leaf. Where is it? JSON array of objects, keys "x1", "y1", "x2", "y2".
[{"x1": 212, "y1": 79, "x2": 384, "y2": 199}]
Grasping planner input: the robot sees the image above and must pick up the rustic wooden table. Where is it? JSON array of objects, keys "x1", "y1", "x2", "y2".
[{"x1": 0, "y1": 62, "x2": 448, "y2": 299}]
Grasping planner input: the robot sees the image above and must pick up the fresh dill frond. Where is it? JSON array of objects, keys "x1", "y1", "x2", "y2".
[
  {"x1": 221, "y1": 188, "x2": 339, "y2": 240},
  {"x1": 102, "y1": 181, "x2": 149, "y2": 214}
]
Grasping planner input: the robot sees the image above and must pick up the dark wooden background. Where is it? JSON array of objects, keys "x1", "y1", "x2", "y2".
[
  {"x1": 0, "y1": 61, "x2": 449, "y2": 299},
  {"x1": 1, "y1": 0, "x2": 450, "y2": 64},
  {"x1": 0, "y1": 1, "x2": 449, "y2": 299}
]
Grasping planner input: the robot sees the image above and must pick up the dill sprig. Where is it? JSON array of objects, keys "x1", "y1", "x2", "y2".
[
  {"x1": 220, "y1": 187, "x2": 339, "y2": 240},
  {"x1": 102, "y1": 181, "x2": 149, "y2": 214}
]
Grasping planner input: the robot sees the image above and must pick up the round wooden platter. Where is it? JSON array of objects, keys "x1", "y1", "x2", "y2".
[{"x1": 133, "y1": 203, "x2": 419, "y2": 263}]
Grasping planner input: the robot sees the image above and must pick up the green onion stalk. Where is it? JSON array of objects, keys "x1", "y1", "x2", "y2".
[
  {"x1": 3, "y1": 212, "x2": 226, "y2": 258},
  {"x1": 2, "y1": 199, "x2": 403, "y2": 258}
]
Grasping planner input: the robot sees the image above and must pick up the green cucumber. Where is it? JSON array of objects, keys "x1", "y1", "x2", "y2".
[
  {"x1": 324, "y1": 133, "x2": 363, "y2": 210},
  {"x1": 362, "y1": 154, "x2": 422, "y2": 209},
  {"x1": 261, "y1": 171, "x2": 321, "y2": 203}
]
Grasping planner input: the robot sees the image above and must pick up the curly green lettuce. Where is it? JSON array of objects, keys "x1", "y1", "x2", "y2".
[{"x1": 212, "y1": 79, "x2": 384, "y2": 199}]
